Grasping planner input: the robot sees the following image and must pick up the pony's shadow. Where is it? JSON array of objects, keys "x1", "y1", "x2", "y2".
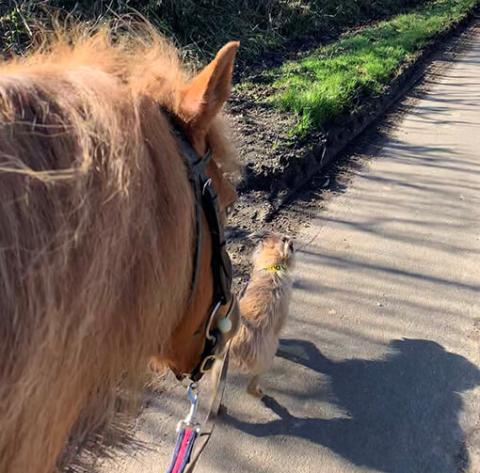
[{"x1": 224, "y1": 338, "x2": 480, "y2": 473}]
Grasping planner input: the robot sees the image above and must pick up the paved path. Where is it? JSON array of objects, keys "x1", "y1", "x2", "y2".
[{"x1": 101, "y1": 23, "x2": 480, "y2": 473}]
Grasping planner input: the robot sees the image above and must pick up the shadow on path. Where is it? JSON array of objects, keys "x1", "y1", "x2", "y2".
[{"x1": 224, "y1": 338, "x2": 480, "y2": 473}]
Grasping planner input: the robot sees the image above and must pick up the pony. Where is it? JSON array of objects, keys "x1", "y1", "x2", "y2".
[{"x1": 0, "y1": 24, "x2": 239, "y2": 473}]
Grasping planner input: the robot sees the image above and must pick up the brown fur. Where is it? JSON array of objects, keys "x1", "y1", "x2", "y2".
[
  {"x1": 230, "y1": 233, "x2": 295, "y2": 397},
  {"x1": 0, "y1": 25, "x2": 238, "y2": 473}
]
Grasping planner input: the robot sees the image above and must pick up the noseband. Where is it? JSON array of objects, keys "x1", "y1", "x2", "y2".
[{"x1": 166, "y1": 112, "x2": 236, "y2": 382}]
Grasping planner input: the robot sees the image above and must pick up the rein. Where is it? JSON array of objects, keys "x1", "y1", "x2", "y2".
[{"x1": 164, "y1": 112, "x2": 237, "y2": 472}]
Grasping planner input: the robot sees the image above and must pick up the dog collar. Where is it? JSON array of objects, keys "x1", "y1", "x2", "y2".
[{"x1": 263, "y1": 263, "x2": 287, "y2": 273}]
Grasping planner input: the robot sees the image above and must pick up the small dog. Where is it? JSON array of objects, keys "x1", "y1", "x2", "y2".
[{"x1": 229, "y1": 232, "x2": 295, "y2": 397}]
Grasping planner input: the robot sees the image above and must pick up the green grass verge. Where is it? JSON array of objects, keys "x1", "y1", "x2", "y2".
[{"x1": 271, "y1": 0, "x2": 478, "y2": 137}]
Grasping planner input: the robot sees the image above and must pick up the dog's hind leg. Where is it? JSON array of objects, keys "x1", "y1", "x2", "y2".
[{"x1": 247, "y1": 375, "x2": 264, "y2": 398}]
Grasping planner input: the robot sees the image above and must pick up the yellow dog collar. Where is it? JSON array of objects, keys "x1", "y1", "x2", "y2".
[{"x1": 263, "y1": 263, "x2": 287, "y2": 273}]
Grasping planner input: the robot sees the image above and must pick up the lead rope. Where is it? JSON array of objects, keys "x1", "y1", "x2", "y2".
[
  {"x1": 166, "y1": 348, "x2": 231, "y2": 473},
  {"x1": 166, "y1": 384, "x2": 200, "y2": 473}
]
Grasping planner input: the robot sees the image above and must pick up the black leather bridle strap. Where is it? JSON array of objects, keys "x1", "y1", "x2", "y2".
[
  {"x1": 201, "y1": 181, "x2": 232, "y2": 305},
  {"x1": 171, "y1": 129, "x2": 208, "y2": 297},
  {"x1": 164, "y1": 110, "x2": 234, "y2": 382}
]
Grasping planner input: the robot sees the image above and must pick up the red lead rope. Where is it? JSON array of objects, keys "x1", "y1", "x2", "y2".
[
  {"x1": 166, "y1": 426, "x2": 199, "y2": 473},
  {"x1": 165, "y1": 349, "x2": 231, "y2": 473}
]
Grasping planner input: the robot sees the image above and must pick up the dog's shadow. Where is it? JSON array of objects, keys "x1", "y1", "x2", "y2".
[{"x1": 224, "y1": 338, "x2": 480, "y2": 473}]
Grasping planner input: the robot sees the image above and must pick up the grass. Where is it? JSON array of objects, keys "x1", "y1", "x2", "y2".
[
  {"x1": 271, "y1": 0, "x2": 478, "y2": 137},
  {"x1": 1, "y1": 0, "x2": 428, "y2": 63},
  {"x1": 1, "y1": 0, "x2": 475, "y2": 137}
]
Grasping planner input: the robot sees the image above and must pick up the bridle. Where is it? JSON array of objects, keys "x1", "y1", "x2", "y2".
[
  {"x1": 166, "y1": 111, "x2": 238, "y2": 382},
  {"x1": 163, "y1": 112, "x2": 239, "y2": 472}
]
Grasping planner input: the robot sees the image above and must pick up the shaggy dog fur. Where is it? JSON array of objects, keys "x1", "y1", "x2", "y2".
[
  {"x1": 0, "y1": 24, "x2": 238, "y2": 473},
  {"x1": 230, "y1": 233, "x2": 295, "y2": 397}
]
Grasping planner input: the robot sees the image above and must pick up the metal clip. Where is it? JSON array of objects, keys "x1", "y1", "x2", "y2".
[
  {"x1": 177, "y1": 383, "x2": 200, "y2": 432},
  {"x1": 202, "y1": 178, "x2": 213, "y2": 195}
]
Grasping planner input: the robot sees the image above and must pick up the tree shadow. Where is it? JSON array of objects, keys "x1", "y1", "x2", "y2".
[{"x1": 224, "y1": 338, "x2": 480, "y2": 473}]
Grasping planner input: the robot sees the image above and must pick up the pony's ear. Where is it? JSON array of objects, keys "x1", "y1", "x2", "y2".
[{"x1": 180, "y1": 41, "x2": 239, "y2": 130}]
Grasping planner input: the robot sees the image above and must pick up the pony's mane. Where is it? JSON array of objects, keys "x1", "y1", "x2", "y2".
[
  {"x1": 0, "y1": 24, "x2": 238, "y2": 176},
  {"x1": 0, "y1": 24, "x2": 237, "y2": 473}
]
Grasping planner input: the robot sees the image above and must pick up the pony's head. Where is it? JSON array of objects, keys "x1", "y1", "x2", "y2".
[{"x1": 151, "y1": 42, "x2": 241, "y2": 378}]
